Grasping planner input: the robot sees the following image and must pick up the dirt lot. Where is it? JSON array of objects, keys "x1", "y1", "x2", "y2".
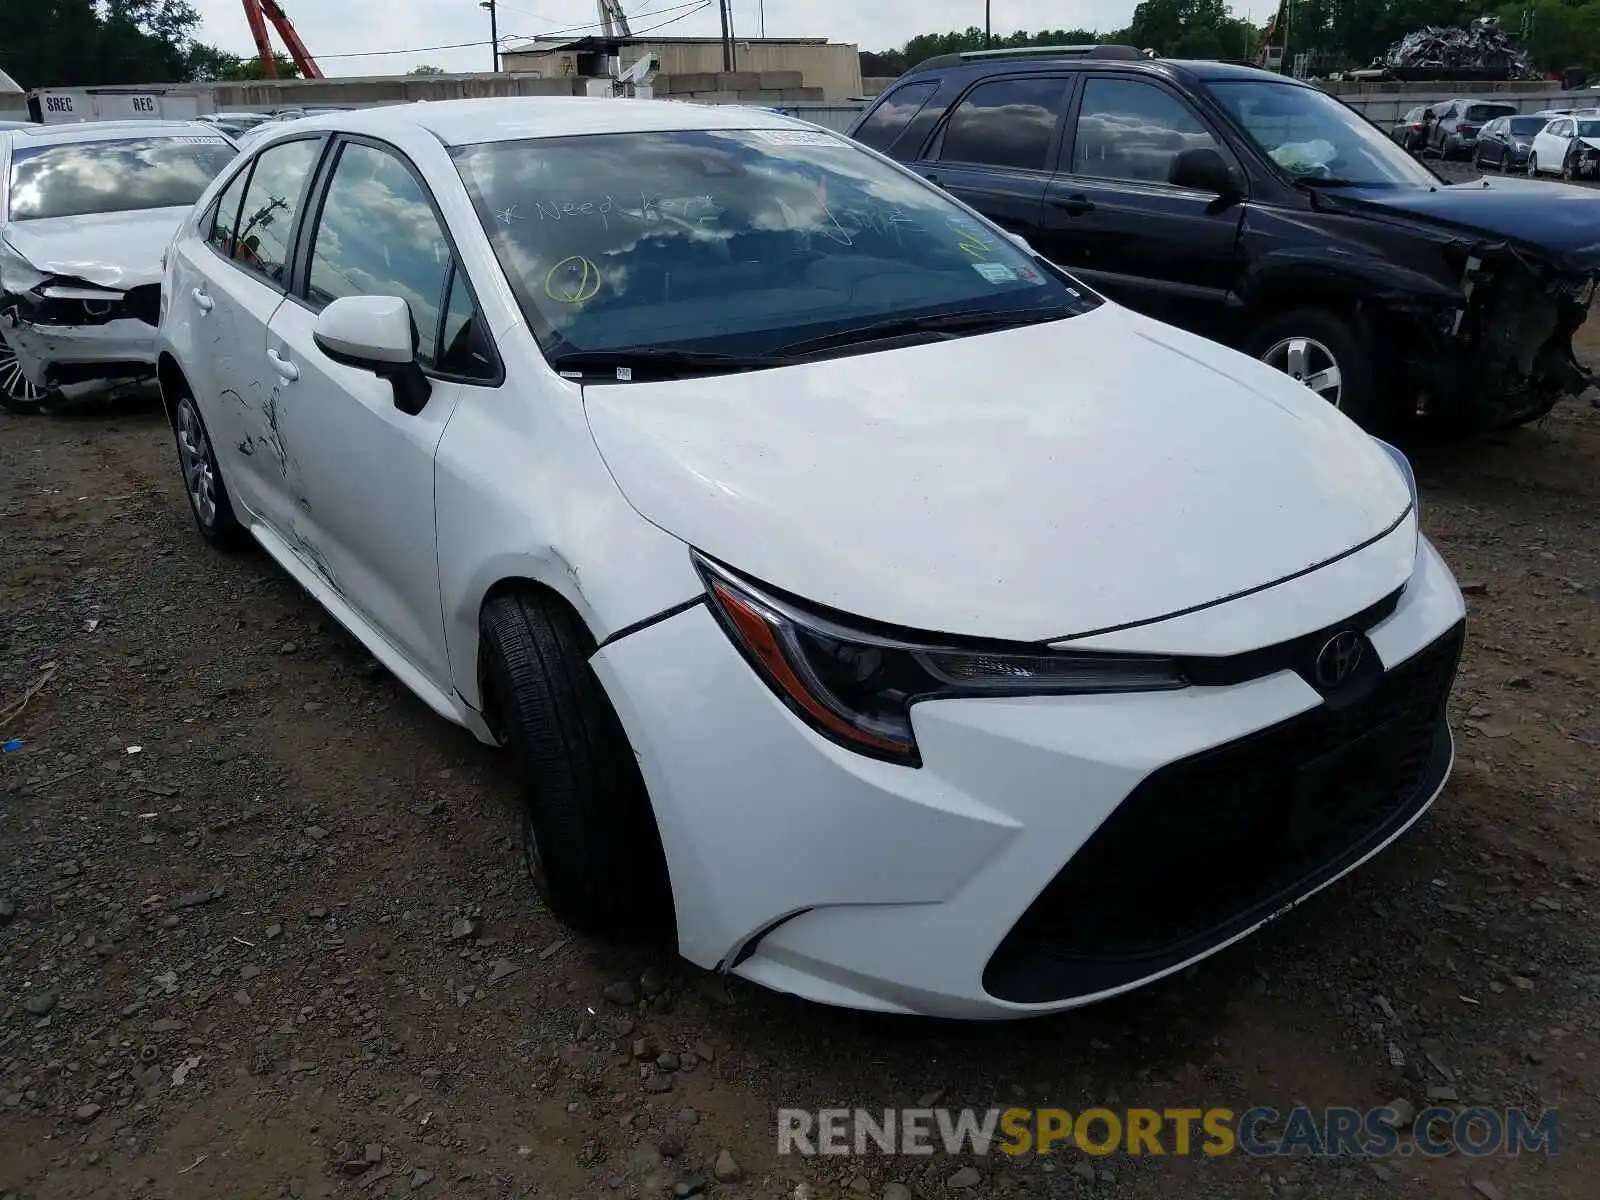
[{"x1": 2, "y1": 335, "x2": 1598, "y2": 1200}]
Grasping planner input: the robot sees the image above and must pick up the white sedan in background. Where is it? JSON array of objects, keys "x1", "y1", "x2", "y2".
[
  {"x1": 157, "y1": 99, "x2": 1466, "y2": 1019},
  {"x1": 0, "y1": 120, "x2": 236, "y2": 413},
  {"x1": 1527, "y1": 112, "x2": 1600, "y2": 178}
]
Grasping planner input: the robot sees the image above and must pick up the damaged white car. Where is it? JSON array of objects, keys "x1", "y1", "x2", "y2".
[{"x1": 0, "y1": 121, "x2": 236, "y2": 414}]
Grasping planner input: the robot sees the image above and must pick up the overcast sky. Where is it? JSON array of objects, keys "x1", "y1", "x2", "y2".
[{"x1": 191, "y1": 0, "x2": 1194, "y2": 76}]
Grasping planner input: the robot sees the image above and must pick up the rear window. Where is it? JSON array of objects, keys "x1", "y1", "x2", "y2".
[
  {"x1": 7, "y1": 135, "x2": 236, "y2": 221},
  {"x1": 1509, "y1": 117, "x2": 1546, "y2": 134},
  {"x1": 1463, "y1": 104, "x2": 1516, "y2": 122},
  {"x1": 454, "y1": 128, "x2": 1098, "y2": 360}
]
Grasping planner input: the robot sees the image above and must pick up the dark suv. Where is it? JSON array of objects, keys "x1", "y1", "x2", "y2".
[{"x1": 850, "y1": 47, "x2": 1599, "y2": 430}]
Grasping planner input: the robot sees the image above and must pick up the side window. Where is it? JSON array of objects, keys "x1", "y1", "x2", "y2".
[
  {"x1": 232, "y1": 138, "x2": 319, "y2": 283},
  {"x1": 1073, "y1": 77, "x2": 1224, "y2": 186},
  {"x1": 854, "y1": 81, "x2": 939, "y2": 154},
  {"x1": 307, "y1": 141, "x2": 453, "y2": 370},
  {"x1": 207, "y1": 164, "x2": 252, "y2": 257},
  {"x1": 436, "y1": 264, "x2": 497, "y2": 381},
  {"x1": 939, "y1": 77, "x2": 1067, "y2": 171}
]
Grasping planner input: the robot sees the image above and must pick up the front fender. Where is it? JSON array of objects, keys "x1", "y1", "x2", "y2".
[{"x1": 1236, "y1": 246, "x2": 1464, "y2": 311}]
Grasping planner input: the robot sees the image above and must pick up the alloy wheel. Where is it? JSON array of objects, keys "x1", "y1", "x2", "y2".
[
  {"x1": 175, "y1": 396, "x2": 219, "y2": 528},
  {"x1": 1261, "y1": 336, "x2": 1343, "y2": 408},
  {"x1": 0, "y1": 333, "x2": 47, "y2": 409}
]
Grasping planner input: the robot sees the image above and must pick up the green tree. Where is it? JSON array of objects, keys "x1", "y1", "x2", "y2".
[{"x1": 408, "y1": 64, "x2": 447, "y2": 75}]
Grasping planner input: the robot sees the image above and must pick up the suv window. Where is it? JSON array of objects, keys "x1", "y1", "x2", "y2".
[
  {"x1": 308, "y1": 141, "x2": 469, "y2": 374},
  {"x1": 1073, "y1": 77, "x2": 1223, "y2": 184},
  {"x1": 232, "y1": 138, "x2": 319, "y2": 283},
  {"x1": 208, "y1": 164, "x2": 252, "y2": 258},
  {"x1": 939, "y1": 77, "x2": 1066, "y2": 171},
  {"x1": 1464, "y1": 103, "x2": 1516, "y2": 122},
  {"x1": 855, "y1": 81, "x2": 939, "y2": 154}
]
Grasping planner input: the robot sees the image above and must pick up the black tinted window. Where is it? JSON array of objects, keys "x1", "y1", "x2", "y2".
[
  {"x1": 208, "y1": 165, "x2": 251, "y2": 257},
  {"x1": 437, "y1": 264, "x2": 496, "y2": 380},
  {"x1": 308, "y1": 142, "x2": 452, "y2": 366},
  {"x1": 940, "y1": 77, "x2": 1066, "y2": 170},
  {"x1": 1510, "y1": 117, "x2": 1546, "y2": 134},
  {"x1": 7, "y1": 135, "x2": 235, "y2": 221},
  {"x1": 233, "y1": 138, "x2": 319, "y2": 283},
  {"x1": 1464, "y1": 104, "x2": 1516, "y2": 121},
  {"x1": 1074, "y1": 78, "x2": 1222, "y2": 184},
  {"x1": 855, "y1": 82, "x2": 939, "y2": 154}
]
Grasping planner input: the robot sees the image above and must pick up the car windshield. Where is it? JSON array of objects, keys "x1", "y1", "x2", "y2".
[
  {"x1": 1209, "y1": 80, "x2": 1440, "y2": 188},
  {"x1": 1578, "y1": 120, "x2": 1600, "y2": 137},
  {"x1": 7, "y1": 135, "x2": 236, "y2": 221},
  {"x1": 452, "y1": 128, "x2": 1099, "y2": 364},
  {"x1": 1510, "y1": 117, "x2": 1547, "y2": 135}
]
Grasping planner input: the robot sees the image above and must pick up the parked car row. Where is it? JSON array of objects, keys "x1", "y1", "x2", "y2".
[{"x1": 850, "y1": 50, "x2": 1600, "y2": 433}]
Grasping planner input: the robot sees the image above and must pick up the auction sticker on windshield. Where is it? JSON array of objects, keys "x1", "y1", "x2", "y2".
[
  {"x1": 750, "y1": 129, "x2": 841, "y2": 147},
  {"x1": 973, "y1": 262, "x2": 1018, "y2": 284}
]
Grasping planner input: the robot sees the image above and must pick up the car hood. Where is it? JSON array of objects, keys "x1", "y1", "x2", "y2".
[
  {"x1": 1320, "y1": 179, "x2": 1600, "y2": 272},
  {"x1": 582, "y1": 306, "x2": 1412, "y2": 643},
  {"x1": 0, "y1": 207, "x2": 187, "y2": 290}
]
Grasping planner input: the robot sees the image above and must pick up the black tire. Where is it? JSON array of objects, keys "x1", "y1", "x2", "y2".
[
  {"x1": 480, "y1": 590, "x2": 671, "y2": 935},
  {"x1": 169, "y1": 386, "x2": 247, "y2": 551},
  {"x1": 1246, "y1": 308, "x2": 1383, "y2": 431},
  {"x1": 1562, "y1": 152, "x2": 1577, "y2": 181},
  {"x1": 1527, "y1": 153, "x2": 1538, "y2": 177},
  {"x1": 0, "y1": 330, "x2": 54, "y2": 416}
]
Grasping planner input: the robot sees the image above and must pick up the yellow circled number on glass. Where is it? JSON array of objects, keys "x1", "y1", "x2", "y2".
[{"x1": 544, "y1": 255, "x2": 601, "y2": 304}]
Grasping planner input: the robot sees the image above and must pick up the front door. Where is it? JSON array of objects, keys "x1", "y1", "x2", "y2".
[
  {"x1": 1036, "y1": 75, "x2": 1244, "y2": 338},
  {"x1": 263, "y1": 138, "x2": 495, "y2": 684}
]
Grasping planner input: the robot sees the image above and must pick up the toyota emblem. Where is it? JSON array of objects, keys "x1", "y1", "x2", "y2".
[{"x1": 1313, "y1": 631, "x2": 1364, "y2": 690}]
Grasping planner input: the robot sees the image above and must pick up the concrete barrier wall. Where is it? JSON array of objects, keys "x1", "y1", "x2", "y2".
[{"x1": 1332, "y1": 89, "x2": 1599, "y2": 123}]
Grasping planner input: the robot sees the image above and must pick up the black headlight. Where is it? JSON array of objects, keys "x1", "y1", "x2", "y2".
[{"x1": 695, "y1": 553, "x2": 1187, "y2": 765}]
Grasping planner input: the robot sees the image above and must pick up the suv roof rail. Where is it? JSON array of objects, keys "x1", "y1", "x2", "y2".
[{"x1": 912, "y1": 44, "x2": 1151, "y2": 72}]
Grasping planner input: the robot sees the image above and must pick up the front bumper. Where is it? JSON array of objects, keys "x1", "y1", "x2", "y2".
[
  {"x1": 2, "y1": 313, "x2": 159, "y2": 395},
  {"x1": 593, "y1": 536, "x2": 1465, "y2": 1019}
]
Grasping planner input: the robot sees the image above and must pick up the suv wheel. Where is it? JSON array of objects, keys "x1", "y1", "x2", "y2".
[
  {"x1": 0, "y1": 332, "x2": 53, "y2": 416},
  {"x1": 479, "y1": 590, "x2": 672, "y2": 935},
  {"x1": 1527, "y1": 153, "x2": 1538, "y2": 176},
  {"x1": 1248, "y1": 309, "x2": 1379, "y2": 429}
]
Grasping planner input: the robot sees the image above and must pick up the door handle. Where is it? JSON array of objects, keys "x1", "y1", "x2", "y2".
[
  {"x1": 191, "y1": 288, "x2": 215, "y2": 313},
  {"x1": 1049, "y1": 194, "x2": 1096, "y2": 216},
  {"x1": 267, "y1": 348, "x2": 300, "y2": 383}
]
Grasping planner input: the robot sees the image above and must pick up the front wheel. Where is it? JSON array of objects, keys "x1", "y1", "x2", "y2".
[
  {"x1": 480, "y1": 591, "x2": 672, "y2": 935},
  {"x1": 1248, "y1": 309, "x2": 1381, "y2": 431},
  {"x1": 0, "y1": 331, "x2": 53, "y2": 416},
  {"x1": 1562, "y1": 153, "x2": 1577, "y2": 181},
  {"x1": 1528, "y1": 153, "x2": 1539, "y2": 176}
]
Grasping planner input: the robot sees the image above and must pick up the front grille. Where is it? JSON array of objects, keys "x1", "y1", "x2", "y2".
[{"x1": 984, "y1": 620, "x2": 1464, "y2": 1004}]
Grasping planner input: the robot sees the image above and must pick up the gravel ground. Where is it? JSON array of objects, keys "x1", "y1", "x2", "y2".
[{"x1": 2, "y1": 330, "x2": 1599, "y2": 1200}]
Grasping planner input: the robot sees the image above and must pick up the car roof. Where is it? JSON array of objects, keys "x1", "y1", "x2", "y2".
[
  {"x1": 902, "y1": 51, "x2": 1312, "y2": 89},
  {"x1": 1, "y1": 120, "x2": 225, "y2": 147},
  {"x1": 253, "y1": 97, "x2": 808, "y2": 148}
]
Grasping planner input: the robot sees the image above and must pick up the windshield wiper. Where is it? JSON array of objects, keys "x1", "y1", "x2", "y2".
[
  {"x1": 546, "y1": 347, "x2": 789, "y2": 381},
  {"x1": 770, "y1": 307, "x2": 1070, "y2": 357},
  {"x1": 1295, "y1": 176, "x2": 1368, "y2": 188}
]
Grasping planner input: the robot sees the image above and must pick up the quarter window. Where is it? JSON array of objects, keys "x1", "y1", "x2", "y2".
[
  {"x1": 940, "y1": 77, "x2": 1067, "y2": 171},
  {"x1": 855, "y1": 81, "x2": 939, "y2": 154},
  {"x1": 1073, "y1": 78, "x2": 1224, "y2": 185},
  {"x1": 208, "y1": 165, "x2": 251, "y2": 258},
  {"x1": 308, "y1": 141, "x2": 481, "y2": 375},
  {"x1": 232, "y1": 138, "x2": 319, "y2": 283}
]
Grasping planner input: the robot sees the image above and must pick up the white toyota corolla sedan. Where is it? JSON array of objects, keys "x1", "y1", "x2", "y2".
[{"x1": 157, "y1": 98, "x2": 1465, "y2": 1019}]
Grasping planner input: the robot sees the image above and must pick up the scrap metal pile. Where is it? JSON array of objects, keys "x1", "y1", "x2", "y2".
[{"x1": 1378, "y1": 16, "x2": 1537, "y2": 81}]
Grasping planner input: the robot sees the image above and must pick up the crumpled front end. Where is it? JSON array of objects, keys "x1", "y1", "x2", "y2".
[
  {"x1": 1396, "y1": 243, "x2": 1596, "y2": 429},
  {"x1": 0, "y1": 236, "x2": 163, "y2": 401}
]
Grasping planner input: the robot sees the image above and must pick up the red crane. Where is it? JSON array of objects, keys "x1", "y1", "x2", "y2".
[{"x1": 241, "y1": 0, "x2": 325, "y2": 80}]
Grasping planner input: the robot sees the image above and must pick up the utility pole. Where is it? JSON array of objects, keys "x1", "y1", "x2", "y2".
[
  {"x1": 480, "y1": 0, "x2": 499, "y2": 71},
  {"x1": 718, "y1": 0, "x2": 732, "y2": 70},
  {"x1": 985, "y1": 1, "x2": 992, "y2": 48},
  {"x1": 759, "y1": 0, "x2": 766, "y2": 39}
]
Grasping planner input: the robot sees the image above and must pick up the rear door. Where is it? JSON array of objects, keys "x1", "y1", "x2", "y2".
[
  {"x1": 170, "y1": 135, "x2": 325, "y2": 527},
  {"x1": 913, "y1": 74, "x2": 1073, "y2": 244},
  {"x1": 1035, "y1": 74, "x2": 1244, "y2": 336}
]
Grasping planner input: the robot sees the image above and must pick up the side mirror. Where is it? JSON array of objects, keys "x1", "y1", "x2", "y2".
[
  {"x1": 312, "y1": 294, "x2": 432, "y2": 416},
  {"x1": 1169, "y1": 147, "x2": 1242, "y2": 197}
]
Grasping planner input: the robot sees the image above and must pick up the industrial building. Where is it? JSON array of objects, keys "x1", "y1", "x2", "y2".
[{"x1": 500, "y1": 35, "x2": 864, "y2": 101}]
